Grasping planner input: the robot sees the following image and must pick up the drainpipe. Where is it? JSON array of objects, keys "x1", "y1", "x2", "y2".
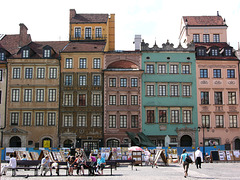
[{"x1": 58, "y1": 55, "x2": 61, "y2": 148}]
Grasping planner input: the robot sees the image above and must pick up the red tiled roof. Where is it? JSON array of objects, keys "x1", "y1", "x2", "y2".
[
  {"x1": 62, "y1": 42, "x2": 105, "y2": 52},
  {"x1": 71, "y1": 14, "x2": 108, "y2": 23},
  {"x1": 183, "y1": 16, "x2": 225, "y2": 26},
  {"x1": 107, "y1": 60, "x2": 139, "y2": 69}
]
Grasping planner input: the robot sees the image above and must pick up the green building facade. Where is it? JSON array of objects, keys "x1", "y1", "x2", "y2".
[{"x1": 141, "y1": 40, "x2": 198, "y2": 147}]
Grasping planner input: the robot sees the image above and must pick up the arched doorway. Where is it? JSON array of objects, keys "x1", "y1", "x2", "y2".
[
  {"x1": 107, "y1": 139, "x2": 119, "y2": 147},
  {"x1": 42, "y1": 138, "x2": 52, "y2": 148},
  {"x1": 63, "y1": 139, "x2": 73, "y2": 148},
  {"x1": 10, "y1": 136, "x2": 21, "y2": 147},
  {"x1": 235, "y1": 139, "x2": 240, "y2": 150},
  {"x1": 180, "y1": 135, "x2": 192, "y2": 147}
]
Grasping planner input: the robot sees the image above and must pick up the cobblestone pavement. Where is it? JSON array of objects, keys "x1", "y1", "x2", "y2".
[{"x1": 0, "y1": 162, "x2": 240, "y2": 180}]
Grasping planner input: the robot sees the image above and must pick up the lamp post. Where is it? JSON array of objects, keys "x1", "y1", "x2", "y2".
[{"x1": 198, "y1": 126, "x2": 210, "y2": 159}]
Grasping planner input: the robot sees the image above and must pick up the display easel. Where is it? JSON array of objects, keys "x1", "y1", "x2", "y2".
[
  {"x1": 15, "y1": 151, "x2": 32, "y2": 160},
  {"x1": 30, "y1": 152, "x2": 39, "y2": 160},
  {"x1": 218, "y1": 150, "x2": 227, "y2": 161},
  {"x1": 132, "y1": 151, "x2": 142, "y2": 166},
  {"x1": 51, "y1": 151, "x2": 66, "y2": 162},
  {"x1": 38, "y1": 150, "x2": 54, "y2": 162},
  {"x1": 233, "y1": 150, "x2": 240, "y2": 161},
  {"x1": 152, "y1": 150, "x2": 167, "y2": 168},
  {"x1": 225, "y1": 151, "x2": 234, "y2": 161}
]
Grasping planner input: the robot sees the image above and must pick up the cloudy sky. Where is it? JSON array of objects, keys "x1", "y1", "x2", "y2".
[{"x1": 1, "y1": 0, "x2": 240, "y2": 50}]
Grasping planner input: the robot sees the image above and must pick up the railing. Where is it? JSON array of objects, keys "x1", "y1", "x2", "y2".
[{"x1": 71, "y1": 34, "x2": 107, "y2": 41}]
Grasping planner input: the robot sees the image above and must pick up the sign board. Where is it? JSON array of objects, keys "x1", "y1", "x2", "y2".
[
  {"x1": 218, "y1": 151, "x2": 226, "y2": 161},
  {"x1": 210, "y1": 151, "x2": 219, "y2": 161},
  {"x1": 225, "y1": 151, "x2": 234, "y2": 161},
  {"x1": 233, "y1": 150, "x2": 240, "y2": 161}
]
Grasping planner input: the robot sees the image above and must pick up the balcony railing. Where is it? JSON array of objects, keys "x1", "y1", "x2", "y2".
[{"x1": 71, "y1": 34, "x2": 107, "y2": 41}]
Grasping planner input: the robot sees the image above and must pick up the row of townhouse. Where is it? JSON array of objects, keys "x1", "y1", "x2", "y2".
[{"x1": 0, "y1": 10, "x2": 240, "y2": 152}]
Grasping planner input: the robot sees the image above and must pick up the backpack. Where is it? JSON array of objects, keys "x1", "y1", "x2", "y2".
[{"x1": 185, "y1": 154, "x2": 193, "y2": 163}]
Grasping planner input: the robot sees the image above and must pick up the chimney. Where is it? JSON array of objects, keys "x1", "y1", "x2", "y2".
[
  {"x1": 70, "y1": 9, "x2": 76, "y2": 21},
  {"x1": 217, "y1": 11, "x2": 219, "y2": 16},
  {"x1": 19, "y1": 23, "x2": 30, "y2": 47},
  {"x1": 134, "y1": 35, "x2": 141, "y2": 51}
]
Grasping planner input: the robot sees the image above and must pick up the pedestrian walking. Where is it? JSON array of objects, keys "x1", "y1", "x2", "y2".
[
  {"x1": 180, "y1": 149, "x2": 192, "y2": 178},
  {"x1": 195, "y1": 147, "x2": 202, "y2": 169}
]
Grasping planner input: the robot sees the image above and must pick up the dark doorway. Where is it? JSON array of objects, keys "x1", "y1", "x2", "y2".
[
  {"x1": 180, "y1": 135, "x2": 192, "y2": 147},
  {"x1": 10, "y1": 136, "x2": 21, "y2": 147},
  {"x1": 63, "y1": 139, "x2": 73, "y2": 148},
  {"x1": 235, "y1": 139, "x2": 240, "y2": 150}
]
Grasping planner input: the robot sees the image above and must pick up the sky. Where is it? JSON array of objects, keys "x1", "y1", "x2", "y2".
[{"x1": 1, "y1": 0, "x2": 240, "y2": 50}]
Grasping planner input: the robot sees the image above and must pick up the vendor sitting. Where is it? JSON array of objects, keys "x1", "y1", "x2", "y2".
[{"x1": 96, "y1": 153, "x2": 106, "y2": 175}]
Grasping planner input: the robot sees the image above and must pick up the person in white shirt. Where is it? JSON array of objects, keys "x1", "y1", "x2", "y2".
[
  {"x1": 1, "y1": 153, "x2": 17, "y2": 175},
  {"x1": 144, "y1": 148, "x2": 151, "y2": 166},
  {"x1": 195, "y1": 147, "x2": 202, "y2": 169},
  {"x1": 40, "y1": 155, "x2": 51, "y2": 176}
]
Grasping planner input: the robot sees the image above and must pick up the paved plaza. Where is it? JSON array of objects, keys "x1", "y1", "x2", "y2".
[{"x1": 0, "y1": 162, "x2": 240, "y2": 180}]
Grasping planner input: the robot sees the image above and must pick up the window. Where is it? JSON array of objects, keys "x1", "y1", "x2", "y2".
[
  {"x1": 213, "y1": 34, "x2": 220, "y2": 42},
  {"x1": 13, "y1": 68, "x2": 20, "y2": 79},
  {"x1": 79, "y1": 58, "x2": 87, "y2": 69},
  {"x1": 198, "y1": 48, "x2": 205, "y2": 56},
  {"x1": 147, "y1": 110, "x2": 154, "y2": 123},
  {"x1": 120, "y1": 115, "x2": 127, "y2": 128},
  {"x1": 225, "y1": 49, "x2": 232, "y2": 56},
  {"x1": 79, "y1": 94, "x2": 86, "y2": 106},
  {"x1": 64, "y1": 94, "x2": 72, "y2": 106},
  {"x1": 170, "y1": 65, "x2": 178, "y2": 74},
  {"x1": 201, "y1": 92, "x2": 209, "y2": 104},
  {"x1": 203, "y1": 34, "x2": 210, "y2": 42},
  {"x1": 147, "y1": 85, "x2": 154, "y2": 96},
  {"x1": 25, "y1": 68, "x2": 33, "y2": 79},
  {"x1": 93, "y1": 58, "x2": 100, "y2": 69},
  {"x1": 193, "y1": 34, "x2": 200, "y2": 42},
  {"x1": 120, "y1": 95, "x2": 127, "y2": 105},
  {"x1": 120, "y1": 78, "x2": 127, "y2": 87},
  {"x1": 0, "y1": 70, "x2": 2, "y2": 81},
  {"x1": 228, "y1": 92, "x2": 236, "y2": 104},
  {"x1": 158, "y1": 64, "x2": 166, "y2": 74},
  {"x1": 146, "y1": 64, "x2": 154, "y2": 73},
  {"x1": 171, "y1": 110, "x2": 179, "y2": 123},
  {"x1": 229, "y1": 115, "x2": 237, "y2": 128},
  {"x1": 85, "y1": 27, "x2": 92, "y2": 39},
  {"x1": 24, "y1": 89, "x2": 32, "y2": 102},
  {"x1": 159, "y1": 85, "x2": 166, "y2": 96},
  {"x1": 93, "y1": 94, "x2": 100, "y2": 106},
  {"x1": 131, "y1": 95, "x2": 138, "y2": 105},
  {"x1": 22, "y1": 49, "x2": 29, "y2": 58},
  {"x1": 109, "y1": 95, "x2": 116, "y2": 105},
  {"x1": 49, "y1": 68, "x2": 57, "y2": 79},
  {"x1": 43, "y1": 49, "x2": 51, "y2": 58},
  {"x1": 36, "y1": 89, "x2": 44, "y2": 102},
  {"x1": 131, "y1": 78, "x2": 138, "y2": 87},
  {"x1": 182, "y1": 65, "x2": 190, "y2": 74},
  {"x1": 227, "y1": 69, "x2": 235, "y2": 78},
  {"x1": 12, "y1": 89, "x2": 20, "y2": 102},
  {"x1": 92, "y1": 115, "x2": 101, "y2": 127},
  {"x1": 183, "y1": 110, "x2": 191, "y2": 123},
  {"x1": 211, "y1": 49, "x2": 218, "y2": 56},
  {"x1": 171, "y1": 85, "x2": 178, "y2": 96},
  {"x1": 109, "y1": 78, "x2": 116, "y2": 87},
  {"x1": 213, "y1": 69, "x2": 221, "y2": 78},
  {"x1": 183, "y1": 85, "x2": 191, "y2": 96},
  {"x1": 202, "y1": 115, "x2": 210, "y2": 128},
  {"x1": 65, "y1": 58, "x2": 73, "y2": 68},
  {"x1": 49, "y1": 89, "x2": 56, "y2": 102},
  {"x1": 200, "y1": 69, "x2": 208, "y2": 78},
  {"x1": 109, "y1": 115, "x2": 116, "y2": 128},
  {"x1": 48, "y1": 112, "x2": 56, "y2": 126},
  {"x1": 159, "y1": 110, "x2": 167, "y2": 123},
  {"x1": 79, "y1": 75, "x2": 87, "y2": 86},
  {"x1": 65, "y1": 75, "x2": 72, "y2": 86},
  {"x1": 23, "y1": 112, "x2": 31, "y2": 126},
  {"x1": 93, "y1": 75, "x2": 100, "y2": 86},
  {"x1": 216, "y1": 115, "x2": 224, "y2": 128},
  {"x1": 77, "y1": 115, "x2": 86, "y2": 127},
  {"x1": 75, "y1": 27, "x2": 81, "y2": 38},
  {"x1": 64, "y1": 115, "x2": 72, "y2": 127},
  {"x1": 36, "y1": 112, "x2": 44, "y2": 126},
  {"x1": 95, "y1": 27, "x2": 102, "y2": 38},
  {"x1": 0, "y1": 52, "x2": 5, "y2": 60},
  {"x1": 11, "y1": 112, "x2": 19, "y2": 125},
  {"x1": 0, "y1": 91, "x2": 1, "y2": 104},
  {"x1": 214, "y1": 92, "x2": 222, "y2": 105},
  {"x1": 131, "y1": 115, "x2": 138, "y2": 128}
]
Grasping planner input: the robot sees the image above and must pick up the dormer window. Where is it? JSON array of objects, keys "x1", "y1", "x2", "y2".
[
  {"x1": 95, "y1": 27, "x2": 102, "y2": 38},
  {"x1": 211, "y1": 48, "x2": 218, "y2": 56},
  {"x1": 225, "y1": 49, "x2": 232, "y2": 56},
  {"x1": 213, "y1": 34, "x2": 220, "y2": 42},
  {"x1": 44, "y1": 49, "x2": 51, "y2": 58},
  {"x1": 75, "y1": 27, "x2": 81, "y2": 38},
  {"x1": 197, "y1": 48, "x2": 206, "y2": 56},
  {"x1": 0, "y1": 52, "x2": 5, "y2": 60},
  {"x1": 22, "y1": 49, "x2": 29, "y2": 58},
  {"x1": 85, "y1": 27, "x2": 92, "y2": 39}
]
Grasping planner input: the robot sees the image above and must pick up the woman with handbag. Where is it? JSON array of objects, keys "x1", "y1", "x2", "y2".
[{"x1": 180, "y1": 149, "x2": 192, "y2": 178}]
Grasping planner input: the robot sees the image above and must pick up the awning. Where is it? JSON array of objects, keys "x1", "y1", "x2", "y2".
[
  {"x1": 126, "y1": 132, "x2": 140, "y2": 146},
  {"x1": 137, "y1": 132, "x2": 155, "y2": 147}
]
